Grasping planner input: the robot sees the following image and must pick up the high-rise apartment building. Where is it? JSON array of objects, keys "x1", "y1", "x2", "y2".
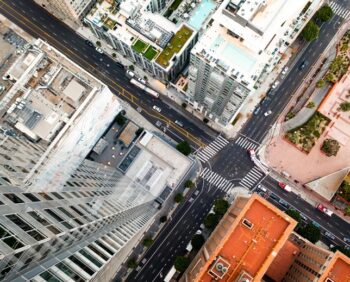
[
  {"x1": 186, "y1": 0, "x2": 323, "y2": 126},
  {"x1": 181, "y1": 194, "x2": 350, "y2": 282},
  {"x1": 34, "y1": 0, "x2": 95, "y2": 26}
]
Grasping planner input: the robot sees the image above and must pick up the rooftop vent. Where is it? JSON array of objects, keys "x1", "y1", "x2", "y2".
[{"x1": 242, "y1": 218, "x2": 253, "y2": 229}]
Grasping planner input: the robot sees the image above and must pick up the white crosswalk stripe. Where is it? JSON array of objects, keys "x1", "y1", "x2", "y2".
[
  {"x1": 239, "y1": 167, "x2": 264, "y2": 189},
  {"x1": 329, "y1": 1, "x2": 350, "y2": 20},
  {"x1": 235, "y1": 136, "x2": 259, "y2": 150},
  {"x1": 200, "y1": 167, "x2": 235, "y2": 192},
  {"x1": 196, "y1": 135, "x2": 229, "y2": 162}
]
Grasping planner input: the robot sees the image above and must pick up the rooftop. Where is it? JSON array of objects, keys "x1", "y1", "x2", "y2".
[
  {"x1": 319, "y1": 251, "x2": 350, "y2": 281},
  {"x1": 193, "y1": 194, "x2": 297, "y2": 281},
  {"x1": 155, "y1": 25, "x2": 193, "y2": 67}
]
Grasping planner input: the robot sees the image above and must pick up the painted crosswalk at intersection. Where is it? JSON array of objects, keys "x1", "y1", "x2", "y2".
[
  {"x1": 235, "y1": 136, "x2": 258, "y2": 150},
  {"x1": 196, "y1": 135, "x2": 229, "y2": 163},
  {"x1": 200, "y1": 167, "x2": 234, "y2": 192},
  {"x1": 239, "y1": 167, "x2": 264, "y2": 189},
  {"x1": 329, "y1": 1, "x2": 350, "y2": 20}
]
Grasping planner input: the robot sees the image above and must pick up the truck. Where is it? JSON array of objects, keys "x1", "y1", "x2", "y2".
[
  {"x1": 130, "y1": 79, "x2": 159, "y2": 98},
  {"x1": 278, "y1": 182, "x2": 292, "y2": 192},
  {"x1": 186, "y1": 241, "x2": 193, "y2": 252},
  {"x1": 315, "y1": 203, "x2": 333, "y2": 217},
  {"x1": 164, "y1": 266, "x2": 176, "y2": 282}
]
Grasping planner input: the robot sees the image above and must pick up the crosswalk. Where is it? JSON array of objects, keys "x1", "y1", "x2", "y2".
[
  {"x1": 199, "y1": 167, "x2": 235, "y2": 192},
  {"x1": 235, "y1": 136, "x2": 259, "y2": 150},
  {"x1": 329, "y1": 1, "x2": 350, "y2": 20},
  {"x1": 239, "y1": 167, "x2": 264, "y2": 189},
  {"x1": 196, "y1": 135, "x2": 229, "y2": 163}
]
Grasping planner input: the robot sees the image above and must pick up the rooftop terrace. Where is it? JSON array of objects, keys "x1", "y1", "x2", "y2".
[{"x1": 155, "y1": 25, "x2": 193, "y2": 67}]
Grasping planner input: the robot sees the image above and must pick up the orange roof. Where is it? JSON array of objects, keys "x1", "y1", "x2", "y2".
[
  {"x1": 319, "y1": 251, "x2": 350, "y2": 282},
  {"x1": 195, "y1": 195, "x2": 297, "y2": 282}
]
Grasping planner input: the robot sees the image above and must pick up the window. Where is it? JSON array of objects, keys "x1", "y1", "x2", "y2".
[
  {"x1": 70, "y1": 206, "x2": 84, "y2": 216},
  {"x1": 39, "y1": 270, "x2": 63, "y2": 282},
  {"x1": 0, "y1": 224, "x2": 24, "y2": 250},
  {"x1": 55, "y1": 262, "x2": 84, "y2": 282},
  {"x1": 6, "y1": 214, "x2": 46, "y2": 241},
  {"x1": 27, "y1": 211, "x2": 62, "y2": 234},
  {"x1": 51, "y1": 192, "x2": 64, "y2": 200},
  {"x1": 69, "y1": 255, "x2": 95, "y2": 275},
  {"x1": 87, "y1": 245, "x2": 109, "y2": 261},
  {"x1": 44, "y1": 209, "x2": 74, "y2": 229},
  {"x1": 95, "y1": 240, "x2": 114, "y2": 255},
  {"x1": 22, "y1": 193, "x2": 40, "y2": 202},
  {"x1": 38, "y1": 193, "x2": 53, "y2": 200},
  {"x1": 4, "y1": 193, "x2": 24, "y2": 203},
  {"x1": 79, "y1": 249, "x2": 102, "y2": 267}
]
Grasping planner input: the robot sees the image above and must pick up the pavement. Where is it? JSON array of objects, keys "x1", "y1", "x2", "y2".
[{"x1": 2, "y1": 1, "x2": 350, "y2": 281}]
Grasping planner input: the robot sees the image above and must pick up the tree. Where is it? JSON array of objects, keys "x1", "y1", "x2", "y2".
[
  {"x1": 298, "y1": 223, "x2": 321, "y2": 243},
  {"x1": 174, "y1": 256, "x2": 190, "y2": 272},
  {"x1": 306, "y1": 101, "x2": 315, "y2": 109},
  {"x1": 191, "y1": 234, "x2": 205, "y2": 250},
  {"x1": 339, "y1": 102, "x2": 350, "y2": 112},
  {"x1": 214, "y1": 199, "x2": 229, "y2": 216},
  {"x1": 301, "y1": 21, "x2": 320, "y2": 41},
  {"x1": 126, "y1": 258, "x2": 138, "y2": 269},
  {"x1": 142, "y1": 236, "x2": 153, "y2": 247},
  {"x1": 345, "y1": 205, "x2": 350, "y2": 216},
  {"x1": 115, "y1": 113, "x2": 126, "y2": 126},
  {"x1": 204, "y1": 213, "x2": 219, "y2": 229},
  {"x1": 316, "y1": 79, "x2": 326, "y2": 88},
  {"x1": 182, "y1": 102, "x2": 187, "y2": 109},
  {"x1": 174, "y1": 193, "x2": 183, "y2": 203},
  {"x1": 316, "y1": 5, "x2": 333, "y2": 22},
  {"x1": 321, "y1": 138, "x2": 340, "y2": 157},
  {"x1": 176, "y1": 141, "x2": 191, "y2": 156},
  {"x1": 96, "y1": 40, "x2": 101, "y2": 47},
  {"x1": 144, "y1": 76, "x2": 148, "y2": 81},
  {"x1": 135, "y1": 127, "x2": 144, "y2": 137},
  {"x1": 184, "y1": 180, "x2": 195, "y2": 188},
  {"x1": 159, "y1": 215, "x2": 167, "y2": 223},
  {"x1": 112, "y1": 53, "x2": 117, "y2": 58},
  {"x1": 285, "y1": 209, "x2": 301, "y2": 222},
  {"x1": 129, "y1": 65, "x2": 135, "y2": 71}
]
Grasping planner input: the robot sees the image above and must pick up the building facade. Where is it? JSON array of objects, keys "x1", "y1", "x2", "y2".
[{"x1": 186, "y1": 0, "x2": 324, "y2": 126}]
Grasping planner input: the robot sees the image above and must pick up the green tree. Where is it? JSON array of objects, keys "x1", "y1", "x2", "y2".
[
  {"x1": 331, "y1": 245, "x2": 350, "y2": 258},
  {"x1": 298, "y1": 223, "x2": 321, "y2": 243},
  {"x1": 321, "y1": 138, "x2": 340, "y2": 157},
  {"x1": 115, "y1": 113, "x2": 126, "y2": 126},
  {"x1": 339, "y1": 102, "x2": 350, "y2": 112},
  {"x1": 142, "y1": 236, "x2": 153, "y2": 248},
  {"x1": 285, "y1": 209, "x2": 301, "y2": 222},
  {"x1": 96, "y1": 40, "x2": 101, "y2": 47},
  {"x1": 204, "y1": 213, "x2": 219, "y2": 229},
  {"x1": 159, "y1": 215, "x2": 167, "y2": 223},
  {"x1": 301, "y1": 21, "x2": 320, "y2": 41},
  {"x1": 135, "y1": 127, "x2": 144, "y2": 137},
  {"x1": 345, "y1": 205, "x2": 350, "y2": 216},
  {"x1": 174, "y1": 256, "x2": 190, "y2": 272},
  {"x1": 315, "y1": 5, "x2": 333, "y2": 22},
  {"x1": 191, "y1": 234, "x2": 205, "y2": 250},
  {"x1": 127, "y1": 258, "x2": 138, "y2": 269},
  {"x1": 112, "y1": 53, "x2": 117, "y2": 58},
  {"x1": 176, "y1": 141, "x2": 191, "y2": 156},
  {"x1": 174, "y1": 193, "x2": 184, "y2": 203},
  {"x1": 306, "y1": 101, "x2": 315, "y2": 109},
  {"x1": 214, "y1": 199, "x2": 229, "y2": 216},
  {"x1": 184, "y1": 180, "x2": 195, "y2": 188},
  {"x1": 129, "y1": 65, "x2": 135, "y2": 71},
  {"x1": 316, "y1": 79, "x2": 326, "y2": 88},
  {"x1": 182, "y1": 102, "x2": 187, "y2": 109}
]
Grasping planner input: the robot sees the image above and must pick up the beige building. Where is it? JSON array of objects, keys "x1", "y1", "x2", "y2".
[{"x1": 34, "y1": 0, "x2": 95, "y2": 27}]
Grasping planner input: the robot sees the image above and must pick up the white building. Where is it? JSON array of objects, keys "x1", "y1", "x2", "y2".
[
  {"x1": 84, "y1": 0, "x2": 197, "y2": 81},
  {"x1": 186, "y1": 0, "x2": 324, "y2": 126}
]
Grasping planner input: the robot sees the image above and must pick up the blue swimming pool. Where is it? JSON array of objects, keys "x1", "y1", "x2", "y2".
[{"x1": 188, "y1": 0, "x2": 216, "y2": 30}]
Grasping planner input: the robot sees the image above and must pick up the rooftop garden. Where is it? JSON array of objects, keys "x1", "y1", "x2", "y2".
[
  {"x1": 285, "y1": 112, "x2": 330, "y2": 153},
  {"x1": 164, "y1": 0, "x2": 184, "y2": 18},
  {"x1": 132, "y1": 39, "x2": 159, "y2": 61},
  {"x1": 156, "y1": 25, "x2": 193, "y2": 68},
  {"x1": 104, "y1": 17, "x2": 117, "y2": 30}
]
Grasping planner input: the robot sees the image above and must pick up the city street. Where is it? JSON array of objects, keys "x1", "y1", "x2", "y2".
[{"x1": 1, "y1": 0, "x2": 350, "y2": 281}]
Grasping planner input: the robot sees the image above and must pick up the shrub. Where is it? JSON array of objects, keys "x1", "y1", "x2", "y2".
[
  {"x1": 142, "y1": 236, "x2": 153, "y2": 247},
  {"x1": 306, "y1": 101, "x2": 315, "y2": 108},
  {"x1": 203, "y1": 118, "x2": 209, "y2": 123},
  {"x1": 116, "y1": 113, "x2": 126, "y2": 126},
  {"x1": 345, "y1": 205, "x2": 350, "y2": 216},
  {"x1": 181, "y1": 102, "x2": 187, "y2": 109},
  {"x1": 301, "y1": 20, "x2": 320, "y2": 41},
  {"x1": 174, "y1": 193, "x2": 183, "y2": 203},
  {"x1": 112, "y1": 53, "x2": 116, "y2": 58},
  {"x1": 339, "y1": 102, "x2": 350, "y2": 112},
  {"x1": 174, "y1": 256, "x2": 190, "y2": 272},
  {"x1": 297, "y1": 223, "x2": 321, "y2": 243},
  {"x1": 321, "y1": 138, "x2": 340, "y2": 156},
  {"x1": 184, "y1": 180, "x2": 194, "y2": 188},
  {"x1": 204, "y1": 213, "x2": 219, "y2": 229},
  {"x1": 213, "y1": 199, "x2": 229, "y2": 216},
  {"x1": 176, "y1": 141, "x2": 191, "y2": 156},
  {"x1": 127, "y1": 258, "x2": 138, "y2": 269},
  {"x1": 315, "y1": 5, "x2": 333, "y2": 22},
  {"x1": 286, "y1": 209, "x2": 301, "y2": 222},
  {"x1": 129, "y1": 65, "x2": 135, "y2": 71},
  {"x1": 135, "y1": 127, "x2": 144, "y2": 137},
  {"x1": 191, "y1": 234, "x2": 205, "y2": 250},
  {"x1": 159, "y1": 215, "x2": 167, "y2": 223},
  {"x1": 316, "y1": 80, "x2": 326, "y2": 88},
  {"x1": 96, "y1": 40, "x2": 101, "y2": 47}
]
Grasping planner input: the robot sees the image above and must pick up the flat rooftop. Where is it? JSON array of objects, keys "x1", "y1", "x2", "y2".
[
  {"x1": 195, "y1": 194, "x2": 297, "y2": 281},
  {"x1": 319, "y1": 252, "x2": 350, "y2": 281}
]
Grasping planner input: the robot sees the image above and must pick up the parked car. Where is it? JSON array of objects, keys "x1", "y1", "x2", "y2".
[
  {"x1": 278, "y1": 199, "x2": 289, "y2": 209},
  {"x1": 257, "y1": 184, "x2": 267, "y2": 192},
  {"x1": 299, "y1": 60, "x2": 308, "y2": 70},
  {"x1": 195, "y1": 229, "x2": 202, "y2": 235},
  {"x1": 253, "y1": 106, "x2": 261, "y2": 116},
  {"x1": 281, "y1": 66, "x2": 289, "y2": 75},
  {"x1": 270, "y1": 193, "x2": 279, "y2": 201},
  {"x1": 175, "y1": 120, "x2": 183, "y2": 127},
  {"x1": 315, "y1": 203, "x2": 333, "y2": 217},
  {"x1": 95, "y1": 47, "x2": 103, "y2": 54},
  {"x1": 85, "y1": 40, "x2": 93, "y2": 47},
  {"x1": 278, "y1": 182, "x2": 292, "y2": 192},
  {"x1": 138, "y1": 77, "x2": 146, "y2": 84},
  {"x1": 260, "y1": 96, "x2": 271, "y2": 106},
  {"x1": 324, "y1": 231, "x2": 336, "y2": 240},
  {"x1": 300, "y1": 213, "x2": 308, "y2": 222},
  {"x1": 271, "y1": 81, "x2": 280, "y2": 89},
  {"x1": 264, "y1": 110, "x2": 272, "y2": 117},
  {"x1": 344, "y1": 237, "x2": 350, "y2": 243},
  {"x1": 152, "y1": 105, "x2": 161, "y2": 112}
]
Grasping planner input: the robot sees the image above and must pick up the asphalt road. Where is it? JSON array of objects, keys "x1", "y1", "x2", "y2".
[
  {"x1": 1, "y1": 1, "x2": 350, "y2": 281},
  {"x1": 0, "y1": 0, "x2": 217, "y2": 149}
]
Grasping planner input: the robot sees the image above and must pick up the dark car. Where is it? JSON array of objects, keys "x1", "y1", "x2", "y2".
[
  {"x1": 85, "y1": 40, "x2": 94, "y2": 47},
  {"x1": 116, "y1": 62, "x2": 124, "y2": 69},
  {"x1": 298, "y1": 60, "x2": 308, "y2": 70},
  {"x1": 253, "y1": 106, "x2": 261, "y2": 116},
  {"x1": 269, "y1": 193, "x2": 279, "y2": 201},
  {"x1": 278, "y1": 199, "x2": 289, "y2": 209},
  {"x1": 260, "y1": 96, "x2": 271, "y2": 106}
]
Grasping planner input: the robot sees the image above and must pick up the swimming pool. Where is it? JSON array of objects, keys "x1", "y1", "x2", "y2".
[{"x1": 188, "y1": 0, "x2": 216, "y2": 30}]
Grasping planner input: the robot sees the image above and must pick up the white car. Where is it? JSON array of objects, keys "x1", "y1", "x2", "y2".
[
  {"x1": 271, "y1": 81, "x2": 280, "y2": 89},
  {"x1": 152, "y1": 105, "x2": 161, "y2": 112},
  {"x1": 138, "y1": 77, "x2": 146, "y2": 84},
  {"x1": 264, "y1": 110, "x2": 272, "y2": 116},
  {"x1": 95, "y1": 47, "x2": 103, "y2": 54},
  {"x1": 281, "y1": 66, "x2": 289, "y2": 75}
]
